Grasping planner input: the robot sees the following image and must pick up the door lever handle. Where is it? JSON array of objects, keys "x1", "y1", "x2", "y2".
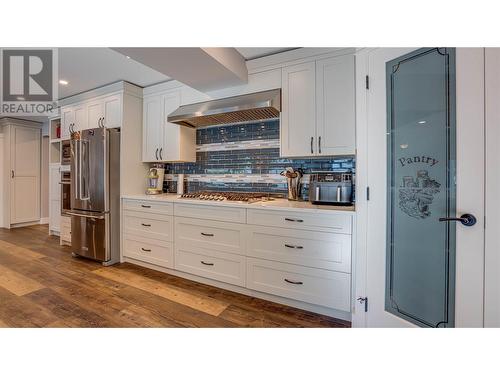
[{"x1": 439, "y1": 214, "x2": 477, "y2": 227}]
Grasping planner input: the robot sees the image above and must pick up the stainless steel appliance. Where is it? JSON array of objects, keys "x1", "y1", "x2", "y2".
[
  {"x1": 168, "y1": 89, "x2": 281, "y2": 127},
  {"x1": 60, "y1": 171, "x2": 71, "y2": 216},
  {"x1": 309, "y1": 172, "x2": 353, "y2": 205},
  {"x1": 61, "y1": 140, "x2": 71, "y2": 165},
  {"x1": 180, "y1": 192, "x2": 275, "y2": 203},
  {"x1": 69, "y1": 127, "x2": 120, "y2": 265}
]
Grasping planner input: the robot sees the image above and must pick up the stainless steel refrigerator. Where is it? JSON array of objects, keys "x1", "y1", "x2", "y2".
[{"x1": 69, "y1": 127, "x2": 120, "y2": 265}]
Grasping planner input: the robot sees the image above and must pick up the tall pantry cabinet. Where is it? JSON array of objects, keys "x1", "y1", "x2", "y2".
[{"x1": 0, "y1": 118, "x2": 42, "y2": 228}]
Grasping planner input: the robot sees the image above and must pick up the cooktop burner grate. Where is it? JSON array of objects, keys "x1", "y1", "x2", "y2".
[{"x1": 180, "y1": 191, "x2": 275, "y2": 203}]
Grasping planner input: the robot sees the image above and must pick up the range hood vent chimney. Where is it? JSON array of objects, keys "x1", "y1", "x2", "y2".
[{"x1": 167, "y1": 89, "x2": 281, "y2": 128}]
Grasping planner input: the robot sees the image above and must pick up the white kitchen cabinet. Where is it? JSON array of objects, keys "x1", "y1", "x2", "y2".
[
  {"x1": 280, "y1": 54, "x2": 356, "y2": 157},
  {"x1": 281, "y1": 61, "x2": 317, "y2": 157},
  {"x1": 316, "y1": 55, "x2": 356, "y2": 156},
  {"x1": 142, "y1": 89, "x2": 196, "y2": 163},
  {"x1": 49, "y1": 164, "x2": 61, "y2": 234},
  {"x1": 73, "y1": 105, "x2": 87, "y2": 132},
  {"x1": 49, "y1": 200, "x2": 61, "y2": 233},
  {"x1": 61, "y1": 107, "x2": 74, "y2": 140},
  {"x1": 142, "y1": 95, "x2": 163, "y2": 162},
  {"x1": 61, "y1": 94, "x2": 124, "y2": 138},
  {"x1": 121, "y1": 196, "x2": 355, "y2": 318},
  {"x1": 87, "y1": 94, "x2": 122, "y2": 129}
]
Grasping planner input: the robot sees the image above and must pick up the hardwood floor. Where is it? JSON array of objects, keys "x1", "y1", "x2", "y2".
[{"x1": 0, "y1": 225, "x2": 350, "y2": 328}]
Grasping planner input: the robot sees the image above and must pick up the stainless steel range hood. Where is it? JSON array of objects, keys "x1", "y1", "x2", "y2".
[{"x1": 167, "y1": 89, "x2": 281, "y2": 128}]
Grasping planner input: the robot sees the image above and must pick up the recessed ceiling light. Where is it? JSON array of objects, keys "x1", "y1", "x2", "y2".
[
  {"x1": 400, "y1": 144, "x2": 409, "y2": 149},
  {"x1": 126, "y1": 56, "x2": 131, "y2": 59},
  {"x1": 418, "y1": 120, "x2": 426, "y2": 124},
  {"x1": 59, "y1": 80, "x2": 69, "y2": 85}
]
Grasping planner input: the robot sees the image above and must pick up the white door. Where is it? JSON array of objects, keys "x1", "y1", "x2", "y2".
[
  {"x1": 103, "y1": 94, "x2": 121, "y2": 128},
  {"x1": 73, "y1": 104, "x2": 87, "y2": 131},
  {"x1": 316, "y1": 55, "x2": 356, "y2": 156},
  {"x1": 161, "y1": 90, "x2": 181, "y2": 161},
  {"x1": 142, "y1": 95, "x2": 162, "y2": 162},
  {"x1": 357, "y1": 48, "x2": 485, "y2": 327},
  {"x1": 61, "y1": 107, "x2": 74, "y2": 140},
  {"x1": 10, "y1": 126, "x2": 41, "y2": 224},
  {"x1": 281, "y1": 61, "x2": 316, "y2": 157},
  {"x1": 87, "y1": 100, "x2": 104, "y2": 129}
]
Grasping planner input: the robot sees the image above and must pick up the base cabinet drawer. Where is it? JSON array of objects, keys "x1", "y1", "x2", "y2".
[
  {"x1": 122, "y1": 199, "x2": 173, "y2": 215},
  {"x1": 175, "y1": 217, "x2": 246, "y2": 255},
  {"x1": 247, "y1": 209, "x2": 352, "y2": 234},
  {"x1": 123, "y1": 211, "x2": 173, "y2": 241},
  {"x1": 246, "y1": 258, "x2": 351, "y2": 312},
  {"x1": 247, "y1": 226, "x2": 351, "y2": 272},
  {"x1": 174, "y1": 246, "x2": 246, "y2": 287},
  {"x1": 123, "y1": 234, "x2": 174, "y2": 269},
  {"x1": 174, "y1": 203, "x2": 246, "y2": 223}
]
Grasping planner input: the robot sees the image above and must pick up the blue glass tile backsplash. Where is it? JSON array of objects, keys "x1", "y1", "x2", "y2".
[{"x1": 163, "y1": 119, "x2": 355, "y2": 196}]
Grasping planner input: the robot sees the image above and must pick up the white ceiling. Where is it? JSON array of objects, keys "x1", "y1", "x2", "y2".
[
  {"x1": 236, "y1": 48, "x2": 298, "y2": 60},
  {"x1": 58, "y1": 48, "x2": 169, "y2": 99},
  {"x1": 57, "y1": 48, "x2": 296, "y2": 99}
]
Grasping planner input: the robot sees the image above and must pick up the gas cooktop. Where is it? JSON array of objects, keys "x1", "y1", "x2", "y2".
[{"x1": 180, "y1": 191, "x2": 276, "y2": 203}]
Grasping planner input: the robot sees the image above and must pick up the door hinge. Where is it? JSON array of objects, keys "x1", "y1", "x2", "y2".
[
  {"x1": 365, "y1": 75, "x2": 369, "y2": 90},
  {"x1": 357, "y1": 297, "x2": 368, "y2": 312},
  {"x1": 366, "y1": 186, "x2": 370, "y2": 201}
]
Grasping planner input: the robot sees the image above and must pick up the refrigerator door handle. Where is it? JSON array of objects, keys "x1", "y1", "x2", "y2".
[
  {"x1": 80, "y1": 140, "x2": 90, "y2": 201},
  {"x1": 67, "y1": 211, "x2": 107, "y2": 220}
]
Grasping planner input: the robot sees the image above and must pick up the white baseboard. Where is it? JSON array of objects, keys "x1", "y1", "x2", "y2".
[{"x1": 39, "y1": 217, "x2": 49, "y2": 224}]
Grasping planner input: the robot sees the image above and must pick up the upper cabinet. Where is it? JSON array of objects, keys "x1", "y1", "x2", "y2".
[
  {"x1": 60, "y1": 93, "x2": 123, "y2": 139},
  {"x1": 142, "y1": 89, "x2": 196, "y2": 163},
  {"x1": 281, "y1": 54, "x2": 356, "y2": 157}
]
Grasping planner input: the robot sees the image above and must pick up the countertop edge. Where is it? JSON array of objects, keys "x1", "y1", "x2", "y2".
[{"x1": 121, "y1": 194, "x2": 356, "y2": 214}]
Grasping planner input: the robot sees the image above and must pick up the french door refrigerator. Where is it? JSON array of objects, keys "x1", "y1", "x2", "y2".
[{"x1": 69, "y1": 127, "x2": 120, "y2": 265}]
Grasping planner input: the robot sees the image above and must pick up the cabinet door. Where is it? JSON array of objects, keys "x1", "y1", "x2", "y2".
[
  {"x1": 103, "y1": 94, "x2": 122, "y2": 128},
  {"x1": 49, "y1": 165, "x2": 60, "y2": 200},
  {"x1": 10, "y1": 126, "x2": 41, "y2": 224},
  {"x1": 74, "y1": 105, "x2": 88, "y2": 131},
  {"x1": 61, "y1": 107, "x2": 74, "y2": 140},
  {"x1": 87, "y1": 100, "x2": 103, "y2": 129},
  {"x1": 316, "y1": 55, "x2": 356, "y2": 156},
  {"x1": 281, "y1": 61, "x2": 316, "y2": 157},
  {"x1": 49, "y1": 199, "x2": 61, "y2": 232},
  {"x1": 142, "y1": 96, "x2": 162, "y2": 162},
  {"x1": 160, "y1": 90, "x2": 181, "y2": 161}
]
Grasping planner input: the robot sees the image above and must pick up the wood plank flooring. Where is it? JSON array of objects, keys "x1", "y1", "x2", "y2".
[{"x1": 0, "y1": 225, "x2": 350, "y2": 328}]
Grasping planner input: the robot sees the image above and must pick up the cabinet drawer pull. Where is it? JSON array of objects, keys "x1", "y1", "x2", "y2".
[
  {"x1": 284, "y1": 244, "x2": 303, "y2": 249},
  {"x1": 201, "y1": 232, "x2": 214, "y2": 237},
  {"x1": 318, "y1": 136, "x2": 322, "y2": 154},
  {"x1": 284, "y1": 278, "x2": 303, "y2": 285},
  {"x1": 141, "y1": 247, "x2": 152, "y2": 252},
  {"x1": 141, "y1": 223, "x2": 151, "y2": 227},
  {"x1": 141, "y1": 205, "x2": 151, "y2": 208},
  {"x1": 200, "y1": 261, "x2": 214, "y2": 266},
  {"x1": 284, "y1": 218, "x2": 303, "y2": 223},
  {"x1": 310, "y1": 136, "x2": 314, "y2": 154}
]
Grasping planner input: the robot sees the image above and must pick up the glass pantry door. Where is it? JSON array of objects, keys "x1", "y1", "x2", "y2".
[{"x1": 360, "y1": 48, "x2": 485, "y2": 327}]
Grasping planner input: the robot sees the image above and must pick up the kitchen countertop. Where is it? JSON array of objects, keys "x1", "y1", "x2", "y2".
[{"x1": 121, "y1": 193, "x2": 355, "y2": 214}]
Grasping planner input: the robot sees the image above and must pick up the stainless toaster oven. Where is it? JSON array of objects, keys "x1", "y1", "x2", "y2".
[{"x1": 308, "y1": 172, "x2": 353, "y2": 205}]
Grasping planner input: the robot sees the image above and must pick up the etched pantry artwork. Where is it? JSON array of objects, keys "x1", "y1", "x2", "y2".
[{"x1": 399, "y1": 169, "x2": 441, "y2": 219}]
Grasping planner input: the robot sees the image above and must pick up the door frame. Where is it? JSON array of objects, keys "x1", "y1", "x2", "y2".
[{"x1": 353, "y1": 48, "x2": 486, "y2": 327}]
